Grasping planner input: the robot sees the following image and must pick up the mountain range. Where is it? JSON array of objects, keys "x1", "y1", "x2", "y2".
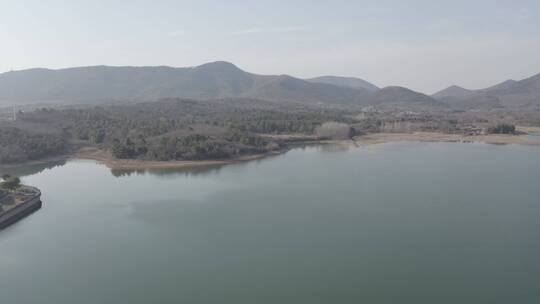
[
  {"x1": 0, "y1": 61, "x2": 538, "y2": 110},
  {"x1": 0, "y1": 62, "x2": 375, "y2": 106},
  {"x1": 432, "y1": 74, "x2": 540, "y2": 110}
]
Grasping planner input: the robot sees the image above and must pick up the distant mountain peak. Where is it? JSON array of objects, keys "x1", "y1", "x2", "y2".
[
  {"x1": 306, "y1": 75, "x2": 379, "y2": 92},
  {"x1": 529, "y1": 73, "x2": 540, "y2": 81},
  {"x1": 379, "y1": 86, "x2": 416, "y2": 93},
  {"x1": 370, "y1": 86, "x2": 438, "y2": 105},
  {"x1": 500, "y1": 79, "x2": 517, "y2": 85},
  {"x1": 432, "y1": 85, "x2": 474, "y2": 99},
  {"x1": 195, "y1": 61, "x2": 243, "y2": 72},
  {"x1": 483, "y1": 79, "x2": 518, "y2": 92},
  {"x1": 448, "y1": 85, "x2": 467, "y2": 90}
]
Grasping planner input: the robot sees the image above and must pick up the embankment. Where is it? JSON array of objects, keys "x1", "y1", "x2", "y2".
[{"x1": 0, "y1": 187, "x2": 42, "y2": 230}]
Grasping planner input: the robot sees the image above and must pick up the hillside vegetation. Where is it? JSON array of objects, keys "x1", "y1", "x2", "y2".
[{"x1": 0, "y1": 98, "x2": 356, "y2": 164}]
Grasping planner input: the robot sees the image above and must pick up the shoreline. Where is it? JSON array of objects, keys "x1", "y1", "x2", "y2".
[
  {"x1": 0, "y1": 186, "x2": 42, "y2": 230},
  {"x1": 2, "y1": 129, "x2": 540, "y2": 171},
  {"x1": 73, "y1": 147, "x2": 284, "y2": 170},
  {"x1": 354, "y1": 131, "x2": 540, "y2": 146},
  {"x1": 75, "y1": 131, "x2": 540, "y2": 170},
  {"x1": 0, "y1": 154, "x2": 70, "y2": 169}
]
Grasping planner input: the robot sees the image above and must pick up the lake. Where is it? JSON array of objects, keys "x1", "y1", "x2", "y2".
[
  {"x1": 1, "y1": 142, "x2": 539, "y2": 304},
  {"x1": 528, "y1": 132, "x2": 540, "y2": 141}
]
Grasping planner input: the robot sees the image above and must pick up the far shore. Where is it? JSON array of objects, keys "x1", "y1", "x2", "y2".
[
  {"x1": 355, "y1": 131, "x2": 540, "y2": 146},
  {"x1": 2, "y1": 127, "x2": 540, "y2": 171},
  {"x1": 72, "y1": 147, "x2": 283, "y2": 170},
  {"x1": 0, "y1": 154, "x2": 70, "y2": 169},
  {"x1": 74, "y1": 129, "x2": 540, "y2": 170}
]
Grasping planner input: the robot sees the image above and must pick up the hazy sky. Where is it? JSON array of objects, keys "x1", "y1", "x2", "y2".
[{"x1": 1, "y1": 0, "x2": 539, "y2": 93}]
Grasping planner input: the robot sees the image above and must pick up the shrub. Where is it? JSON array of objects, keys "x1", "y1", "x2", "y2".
[
  {"x1": 488, "y1": 124, "x2": 515, "y2": 134},
  {"x1": 315, "y1": 122, "x2": 354, "y2": 139}
]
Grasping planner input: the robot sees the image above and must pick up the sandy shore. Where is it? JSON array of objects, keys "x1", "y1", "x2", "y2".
[
  {"x1": 75, "y1": 128, "x2": 540, "y2": 170},
  {"x1": 73, "y1": 147, "x2": 280, "y2": 170},
  {"x1": 75, "y1": 132, "x2": 540, "y2": 170},
  {"x1": 517, "y1": 126, "x2": 540, "y2": 133},
  {"x1": 3, "y1": 127, "x2": 539, "y2": 171},
  {"x1": 354, "y1": 131, "x2": 540, "y2": 146}
]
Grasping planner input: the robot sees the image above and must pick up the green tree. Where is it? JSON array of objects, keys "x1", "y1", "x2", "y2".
[
  {"x1": 488, "y1": 124, "x2": 516, "y2": 134},
  {"x1": 1, "y1": 174, "x2": 21, "y2": 191}
]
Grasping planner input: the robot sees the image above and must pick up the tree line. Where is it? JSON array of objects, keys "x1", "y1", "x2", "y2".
[
  {"x1": 0, "y1": 127, "x2": 68, "y2": 164},
  {"x1": 2, "y1": 98, "x2": 354, "y2": 163}
]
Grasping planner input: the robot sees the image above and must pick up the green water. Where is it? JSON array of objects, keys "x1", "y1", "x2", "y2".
[{"x1": 1, "y1": 142, "x2": 539, "y2": 304}]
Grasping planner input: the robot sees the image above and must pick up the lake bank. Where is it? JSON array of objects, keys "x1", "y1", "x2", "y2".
[
  {"x1": 73, "y1": 147, "x2": 282, "y2": 170},
  {"x1": 2, "y1": 128, "x2": 540, "y2": 171},
  {"x1": 0, "y1": 185, "x2": 42, "y2": 230},
  {"x1": 75, "y1": 131, "x2": 540, "y2": 170},
  {"x1": 354, "y1": 131, "x2": 540, "y2": 146}
]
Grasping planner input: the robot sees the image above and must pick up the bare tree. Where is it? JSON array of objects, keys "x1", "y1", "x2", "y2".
[{"x1": 315, "y1": 122, "x2": 354, "y2": 140}]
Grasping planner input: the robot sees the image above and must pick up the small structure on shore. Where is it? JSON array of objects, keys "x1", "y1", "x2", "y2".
[{"x1": 0, "y1": 175, "x2": 42, "y2": 230}]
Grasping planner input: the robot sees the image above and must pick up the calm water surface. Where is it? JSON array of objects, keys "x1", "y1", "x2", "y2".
[
  {"x1": 1, "y1": 142, "x2": 540, "y2": 304},
  {"x1": 528, "y1": 132, "x2": 540, "y2": 140}
]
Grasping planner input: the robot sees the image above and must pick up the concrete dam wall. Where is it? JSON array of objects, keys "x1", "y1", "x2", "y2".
[{"x1": 0, "y1": 187, "x2": 42, "y2": 230}]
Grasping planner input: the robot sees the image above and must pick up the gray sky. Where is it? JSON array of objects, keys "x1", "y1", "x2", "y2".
[{"x1": 1, "y1": 0, "x2": 539, "y2": 93}]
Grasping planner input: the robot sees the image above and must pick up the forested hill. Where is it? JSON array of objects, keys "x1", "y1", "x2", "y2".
[
  {"x1": 0, "y1": 61, "x2": 372, "y2": 106},
  {"x1": 0, "y1": 98, "x2": 355, "y2": 164}
]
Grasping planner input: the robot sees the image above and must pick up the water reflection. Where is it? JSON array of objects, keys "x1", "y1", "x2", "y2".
[
  {"x1": 0, "y1": 151, "x2": 286, "y2": 180},
  {"x1": 2, "y1": 142, "x2": 540, "y2": 303},
  {"x1": 291, "y1": 142, "x2": 355, "y2": 154},
  {"x1": 0, "y1": 160, "x2": 67, "y2": 177},
  {"x1": 108, "y1": 153, "x2": 283, "y2": 179},
  {"x1": 110, "y1": 164, "x2": 227, "y2": 179},
  {"x1": 527, "y1": 132, "x2": 540, "y2": 141},
  {"x1": 319, "y1": 142, "x2": 356, "y2": 152}
]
